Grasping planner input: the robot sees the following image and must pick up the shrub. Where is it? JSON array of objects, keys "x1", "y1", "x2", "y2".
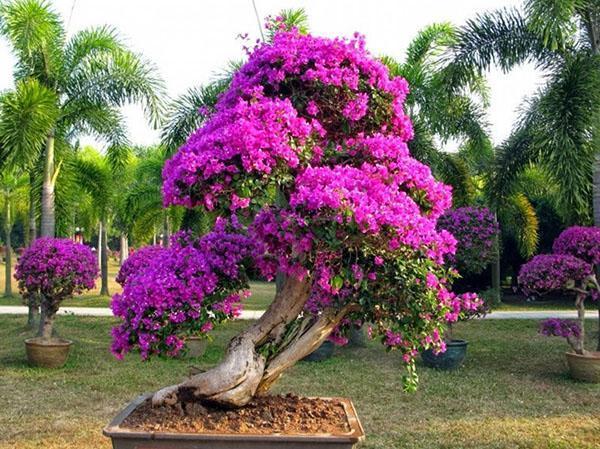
[
  {"x1": 437, "y1": 207, "x2": 499, "y2": 275},
  {"x1": 15, "y1": 237, "x2": 97, "y2": 340},
  {"x1": 518, "y1": 226, "x2": 600, "y2": 354},
  {"x1": 552, "y1": 226, "x2": 600, "y2": 265}
]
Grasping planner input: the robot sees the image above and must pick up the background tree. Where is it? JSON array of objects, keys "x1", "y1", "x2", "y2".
[
  {"x1": 74, "y1": 147, "x2": 134, "y2": 296},
  {"x1": 449, "y1": 0, "x2": 600, "y2": 226},
  {"x1": 0, "y1": 169, "x2": 27, "y2": 297},
  {"x1": 0, "y1": 0, "x2": 165, "y2": 237}
]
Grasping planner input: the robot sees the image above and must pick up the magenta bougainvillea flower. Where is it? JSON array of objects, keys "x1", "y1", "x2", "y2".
[
  {"x1": 518, "y1": 253, "x2": 593, "y2": 296},
  {"x1": 437, "y1": 206, "x2": 499, "y2": 275},
  {"x1": 552, "y1": 226, "x2": 600, "y2": 266}
]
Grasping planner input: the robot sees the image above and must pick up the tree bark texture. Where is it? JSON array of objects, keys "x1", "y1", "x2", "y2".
[
  {"x1": 40, "y1": 134, "x2": 55, "y2": 238},
  {"x1": 152, "y1": 276, "x2": 355, "y2": 408},
  {"x1": 3, "y1": 200, "x2": 12, "y2": 297},
  {"x1": 100, "y1": 220, "x2": 109, "y2": 296}
]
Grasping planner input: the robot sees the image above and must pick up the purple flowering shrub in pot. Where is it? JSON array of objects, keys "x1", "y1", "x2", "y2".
[
  {"x1": 519, "y1": 226, "x2": 600, "y2": 382},
  {"x1": 420, "y1": 289, "x2": 487, "y2": 370},
  {"x1": 15, "y1": 238, "x2": 98, "y2": 368},
  {"x1": 105, "y1": 22, "x2": 479, "y2": 448}
]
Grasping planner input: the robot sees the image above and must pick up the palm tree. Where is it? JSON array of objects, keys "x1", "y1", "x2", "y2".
[
  {"x1": 0, "y1": 169, "x2": 27, "y2": 297},
  {"x1": 449, "y1": 0, "x2": 600, "y2": 225},
  {"x1": 0, "y1": 0, "x2": 165, "y2": 238},
  {"x1": 74, "y1": 147, "x2": 135, "y2": 296},
  {"x1": 122, "y1": 146, "x2": 184, "y2": 245}
]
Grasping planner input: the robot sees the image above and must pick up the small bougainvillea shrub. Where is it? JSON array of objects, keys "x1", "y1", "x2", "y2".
[
  {"x1": 111, "y1": 224, "x2": 253, "y2": 359},
  {"x1": 437, "y1": 206, "x2": 499, "y2": 275},
  {"x1": 552, "y1": 226, "x2": 600, "y2": 266},
  {"x1": 15, "y1": 237, "x2": 98, "y2": 340},
  {"x1": 115, "y1": 23, "x2": 480, "y2": 409},
  {"x1": 518, "y1": 227, "x2": 600, "y2": 355}
]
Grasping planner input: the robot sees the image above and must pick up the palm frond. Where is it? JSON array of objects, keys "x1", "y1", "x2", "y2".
[
  {"x1": 161, "y1": 80, "x2": 229, "y2": 154},
  {"x1": 266, "y1": 8, "x2": 309, "y2": 40},
  {"x1": 501, "y1": 193, "x2": 540, "y2": 257},
  {"x1": 449, "y1": 7, "x2": 553, "y2": 81},
  {"x1": 534, "y1": 52, "x2": 600, "y2": 222},
  {"x1": 0, "y1": 77, "x2": 58, "y2": 170},
  {"x1": 436, "y1": 153, "x2": 475, "y2": 207},
  {"x1": 0, "y1": 0, "x2": 65, "y2": 82},
  {"x1": 405, "y1": 22, "x2": 456, "y2": 68},
  {"x1": 64, "y1": 48, "x2": 166, "y2": 127},
  {"x1": 525, "y1": 0, "x2": 580, "y2": 51}
]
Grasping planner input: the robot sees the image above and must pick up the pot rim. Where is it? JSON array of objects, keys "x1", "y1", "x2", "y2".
[
  {"x1": 446, "y1": 339, "x2": 468, "y2": 346},
  {"x1": 24, "y1": 337, "x2": 73, "y2": 347},
  {"x1": 565, "y1": 351, "x2": 600, "y2": 360},
  {"x1": 103, "y1": 393, "x2": 365, "y2": 443}
]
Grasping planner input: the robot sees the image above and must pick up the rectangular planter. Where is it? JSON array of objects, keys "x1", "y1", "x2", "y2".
[{"x1": 104, "y1": 394, "x2": 365, "y2": 449}]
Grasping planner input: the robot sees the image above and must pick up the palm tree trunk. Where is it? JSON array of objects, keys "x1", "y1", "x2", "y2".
[
  {"x1": 3, "y1": 201, "x2": 12, "y2": 297},
  {"x1": 163, "y1": 214, "x2": 171, "y2": 247},
  {"x1": 27, "y1": 171, "x2": 37, "y2": 245},
  {"x1": 119, "y1": 234, "x2": 129, "y2": 265},
  {"x1": 100, "y1": 219, "x2": 109, "y2": 296},
  {"x1": 97, "y1": 222, "x2": 102, "y2": 268},
  {"x1": 40, "y1": 133, "x2": 55, "y2": 238}
]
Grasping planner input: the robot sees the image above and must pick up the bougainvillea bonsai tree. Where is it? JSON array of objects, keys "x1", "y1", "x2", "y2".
[
  {"x1": 112, "y1": 25, "x2": 481, "y2": 409},
  {"x1": 15, "y1": 238, "x2": 98, "y2": 340},
  {"x1": 519, "y1": 226, "x2": 600, "y2": 356},
  {"x1": 437, "y1": 206, "x2": 499, "y2": 276}
]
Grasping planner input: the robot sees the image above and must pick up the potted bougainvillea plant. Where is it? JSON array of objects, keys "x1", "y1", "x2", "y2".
[
  {"x1": 519, "y1": 226, "x2": 600, "y2": 383},
  {"x1": 15, "y1": 238, "x2": 97, "y2": 368},
  {"x1": 420, "y1": 207, "x2": 497, "y2": 370},
  {"x1": 115, "y1": 242, "x2": 221, "y2": 358},
  {"x1": 104, "y1": 22, "x2": 480, "y2": 449}
]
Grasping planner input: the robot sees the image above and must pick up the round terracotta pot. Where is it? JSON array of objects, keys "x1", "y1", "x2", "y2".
[
  {"x1": 565, "y1": 351, "x2": 600, "y2": 383},
  {"x1": 24, "y1": 337, "x2": 72, "y2": 368},
  {"x1": 186, "y1": 336, "x2": 208, "y2": 358}
]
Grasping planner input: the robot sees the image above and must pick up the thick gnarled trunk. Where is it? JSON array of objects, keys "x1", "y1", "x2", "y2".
[{"x1": 152, "y1": 276, "x2": 354, "y2": 408}]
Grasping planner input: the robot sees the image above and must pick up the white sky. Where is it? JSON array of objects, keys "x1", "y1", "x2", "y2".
[{"x1": 0, "y1": 0, "x2": 544, "y2": 151}]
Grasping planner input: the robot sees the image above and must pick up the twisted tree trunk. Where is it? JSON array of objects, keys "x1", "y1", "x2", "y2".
[{"x1": 152, "y1": 276, "x2": 354, "y2": 408}]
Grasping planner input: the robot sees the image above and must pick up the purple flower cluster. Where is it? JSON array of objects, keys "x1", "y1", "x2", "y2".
[
  {"x1": 116, "y1": 245, "x2": 167, "y2": 286},
  {"x1": 518, "y1": 254, "x2": 592, "y2": 295},
  {"x1": 437, "y1": 207, "x2": 499, "y2": 275},
  {"x1": 552, "y1": 226, "x2": 600, "y2": 265},
  {"x1": 110, "y1": 220, "x2": 254, "y2": 359},
  {"x1": 539, "y1": 318, "x2": 581, "y2": 339},
  {"x1": 15, "y1": 238, "x2": 97, "y2": 308}
]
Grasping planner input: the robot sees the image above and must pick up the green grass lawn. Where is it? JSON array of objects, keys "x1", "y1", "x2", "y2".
[
  {"x1": 0, "y1": 315, "x2": 598, "y2": 449},
  {"x1": 0, "y1": 259, "x2": 275, "y2": 310}
]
